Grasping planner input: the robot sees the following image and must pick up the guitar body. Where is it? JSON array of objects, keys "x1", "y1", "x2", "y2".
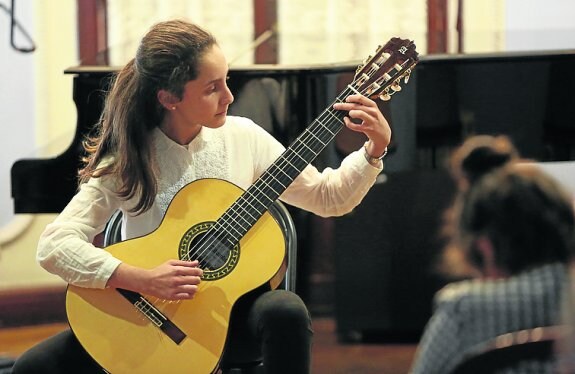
[{"x1": 66, "y1": 178, "x2": 286, "y2": 374}]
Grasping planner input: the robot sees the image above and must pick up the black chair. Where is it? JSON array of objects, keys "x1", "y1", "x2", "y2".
[
  {"x1": 450, "y1": 326, "x2": 562, "y2": 374},
  {"x1": 102, "y1": 200, "x2": 298, "y2": 374}
]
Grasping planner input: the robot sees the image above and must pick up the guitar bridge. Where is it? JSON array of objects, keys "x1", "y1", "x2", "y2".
[
  {"x1": 117, "y1": 288, "x2": 187, "y2": 344},
  {"x1": 134, "y1": 299, "x2": 164, "y2": 327}
]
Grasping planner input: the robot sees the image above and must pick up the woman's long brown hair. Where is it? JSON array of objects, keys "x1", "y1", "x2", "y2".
[{"x1": 78, "y1": 20, "x2": 216, "y2": 214}]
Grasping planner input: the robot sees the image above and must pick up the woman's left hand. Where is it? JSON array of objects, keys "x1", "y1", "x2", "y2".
[{"x1": 333, "y1": 94, "x2": 391, "y2": 158}]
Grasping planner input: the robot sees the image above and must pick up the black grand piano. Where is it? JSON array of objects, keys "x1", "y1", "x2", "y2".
[{"x1": 11, "y1": 50, "x2": 575, "y2": 340}]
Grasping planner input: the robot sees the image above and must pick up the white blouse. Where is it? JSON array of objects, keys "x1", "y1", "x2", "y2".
[{"x1": 37, "y1": 116, "x2": 382, "y2": 289}]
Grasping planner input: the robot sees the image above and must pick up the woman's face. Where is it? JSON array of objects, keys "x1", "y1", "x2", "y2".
[{"x1": 161, "y1": 44, "x2": 234, "y2": 143}]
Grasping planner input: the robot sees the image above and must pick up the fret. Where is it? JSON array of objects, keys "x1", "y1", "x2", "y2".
[
  {"x1": 213, "y1": 218, "x2": 243, "y2": 241},
  {"x1": 261, "y1": 175, "x2": 287, "y2": 194},
  {"x1": 216, "y1": 103, "x2": 349, "y2": 241},
  {"x1": 260, "y1": 170, "x2": 287, "y2": 191},
  {"x1": 221, "y1": 106, "x2": 347, "y2": 240},
  {"x1": 295, "y1": 137, "x2": 318, "y2": 156},
  {"x1": 285, "y1": 148, "x2": 307, "y2": 164},
  {"x1": 323, "y1": 110, "x2": 343, "y2": 127},
  {"x1": 273, "y1": 155, "x2": 301, "y2": 177},
  {"x1": 223, "y1": 209, "x2": 253, "y2": 235}
]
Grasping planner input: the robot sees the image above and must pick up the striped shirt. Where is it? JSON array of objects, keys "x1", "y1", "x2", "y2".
[{"x1": 410, "y1": 262, "x2": 568, "y2": 374}]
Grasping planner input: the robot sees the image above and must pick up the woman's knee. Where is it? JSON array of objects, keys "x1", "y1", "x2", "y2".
[
  {"x1": 12, "y1": 340, "x2": 55, "y2": 374},
  {"x1": 11, "y1": 330, "x2": 100, "y2": 374}
]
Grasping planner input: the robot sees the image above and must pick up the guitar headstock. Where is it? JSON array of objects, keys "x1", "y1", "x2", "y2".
[{"x1": 352, "y1": 37, "x2": 419, "y2": 101}]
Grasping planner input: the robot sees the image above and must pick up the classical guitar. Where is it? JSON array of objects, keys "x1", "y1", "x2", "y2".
[{"x1": 66, "y1": 37, "x2": 419, "y2": 374}]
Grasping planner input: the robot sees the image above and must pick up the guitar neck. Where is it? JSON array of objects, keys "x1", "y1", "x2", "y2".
[
  {"x1": 212, "y1": 37, "x2": 419, "y2": 245},
  {"x1": 217, "y1": 86, "x2": 352, "y2": 242},
  {"x1": 252, "y1": 87, "x2": 352, "y2": 201}
]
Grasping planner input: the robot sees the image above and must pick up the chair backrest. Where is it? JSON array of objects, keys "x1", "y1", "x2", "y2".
[
  {"x1": 102, "y1": 200, "x2": 297, "y2": 292},
  {"x1": 102, "y1": 209, "x2": 123, "y2": 247},
  {"x1": 450, "y1": 326, "x2": 562, "y2": 374},
  {"x1": 267, "y1": 200, "x2": 297, "y2": 292}
]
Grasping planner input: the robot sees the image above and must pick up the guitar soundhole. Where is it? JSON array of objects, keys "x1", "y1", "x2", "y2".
[{"x1": 178, "y1": 222, "x2": 240, "y2": 281}]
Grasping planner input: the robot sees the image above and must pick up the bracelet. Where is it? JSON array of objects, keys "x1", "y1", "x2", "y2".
[{"x1": 363, "y1": 142, "x2": 387, "y2": 166}]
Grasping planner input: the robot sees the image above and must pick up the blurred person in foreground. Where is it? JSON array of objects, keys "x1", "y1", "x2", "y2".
[{"x1": 410, "y1": 135, "x2": 575, "y2": 374}]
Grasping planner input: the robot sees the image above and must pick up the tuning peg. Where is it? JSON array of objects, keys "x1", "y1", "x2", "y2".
[
  {"x1": 391, "y1": 82, "x2": 402, "y2": 92},
  {"x1": 404, "y1": 69, "x2": 412, "y2": 83},
  {"x1": 376, "y1": 52, "x2": 391, "y2": 65},
  {"x1": 379, "y1": 90, "x2": 391, "y2": 101}
]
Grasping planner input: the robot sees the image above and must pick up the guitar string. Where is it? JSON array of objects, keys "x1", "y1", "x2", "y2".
[
  {"x1": 190, "y1": 59, "x2": 422, "y2": 266},
  {"x1": 239, "y1": 53, "x2": 419, "y2": 219},
  {"x1": 128, "y1": 57, "x2": 416, "y2": 312},
  {"x1": 186, "y1": 56, "x2": 411, "y2": 268},
  {"x1": 184, "y1": 84, "x2": 357, "y2": 268},
  {"x1": 187, "y1": 58, "x2": 415, "y2": 269},
  {"x1": 225, "y1": 46, "x2": 420, "y2": 223},
  {"x1": 119, "y1": 50, "x2": 415, "y2": 325},
  {"x1": 120, "y1": 46, "x2": 416, "y2": 320},
  {"x1": 185, "y1": 54, "x2": 414, "y2": 269},
  {"x1": 188, "y1": 55, "x2": 399, "y2": 264}
]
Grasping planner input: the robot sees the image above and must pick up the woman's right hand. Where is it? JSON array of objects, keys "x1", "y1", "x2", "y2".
[
  {"x1": 106, "y1": 259, "x2": 203, "y2": 300},
  {"x1": 145, "y1": 259, "x2": 204, "y2": 299}
]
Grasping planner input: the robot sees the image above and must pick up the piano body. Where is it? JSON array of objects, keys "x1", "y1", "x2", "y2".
[{"x1": 11, "y1": 50, "x2": 575, "y2": 339}]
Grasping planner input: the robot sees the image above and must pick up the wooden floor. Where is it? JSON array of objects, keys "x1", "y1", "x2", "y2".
[
  {"x1": 0, "y1": 317, "x2": 417, "y2": 374},
  {"x1": 310, "y1": 318, "x2": 418, "y2": 374}
]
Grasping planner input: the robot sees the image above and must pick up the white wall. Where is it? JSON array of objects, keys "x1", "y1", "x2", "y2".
[
  {"x1": 505, "y1": 0, "x2": 575, "y2": 52},
  {"x1": 107, "y1": 0, "x2": 254, "y2": 66},
  {"x1": 278, "y1": 0, "x2": 427, "y2": 65},
  {"x1": 461, "y1": 0, "x2": 506, "y2": 53},
  {"x1": 0, "y1": 0, "x2": 77, "y2": 290},
  {"x1": 106, "y1": 0, "x2": 427, "y2": 66},
  {"x1": 0, "y1": 0, "x2": 35, "y2": 229},
  {"x1": 461, "y1": 0, "x2": 575, "y2": 54}
]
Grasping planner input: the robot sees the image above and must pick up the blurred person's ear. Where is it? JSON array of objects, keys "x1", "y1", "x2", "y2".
[{"x1": 476, "y1": 237, "x2": 507, "y2": 279}]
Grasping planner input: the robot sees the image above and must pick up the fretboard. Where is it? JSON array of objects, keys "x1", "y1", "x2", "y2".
[{"x1": 215, "y1": 85, "x2": 354, "y2": 245}]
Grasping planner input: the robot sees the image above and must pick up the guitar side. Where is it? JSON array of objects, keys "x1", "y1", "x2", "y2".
[{"x1": 66, "y1": 178, "x2": 286, "y2": 374}]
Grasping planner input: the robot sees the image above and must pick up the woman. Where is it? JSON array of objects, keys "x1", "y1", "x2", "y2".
[
  {"x1": 410, "y1": 135, "x2": 575, "y2": 374},
  {"x1": 13, "y1": 19, "x2": 391, "y2": 374}
]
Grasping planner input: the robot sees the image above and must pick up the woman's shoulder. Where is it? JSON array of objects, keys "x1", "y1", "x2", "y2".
[
  {"x1": 225, "y1": 115, "x2": 273, "y2": 133},
  {"x1": 222, "y1": 115, "x2": 278, "y2": 143},
  {"x1": 435, "y1": 280, "x2": 478, "y2": 305},
  {"x1": 83, "y1": 155, "x2": 119, "y2": 190},
  {"x1": 434, "y1": 278, "x2": 504, "y2": 310}
]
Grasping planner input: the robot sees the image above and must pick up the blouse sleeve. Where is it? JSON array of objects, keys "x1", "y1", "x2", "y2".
[
  {"x1": 243, "y1": 117, "x2": 383, "y2": 218},
  {"x1": 36, "y1": 175, "x2": 123, "y2": 289},
  {"x1": 281, "y1": 150, "x2": 382, "y2": 217}
]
